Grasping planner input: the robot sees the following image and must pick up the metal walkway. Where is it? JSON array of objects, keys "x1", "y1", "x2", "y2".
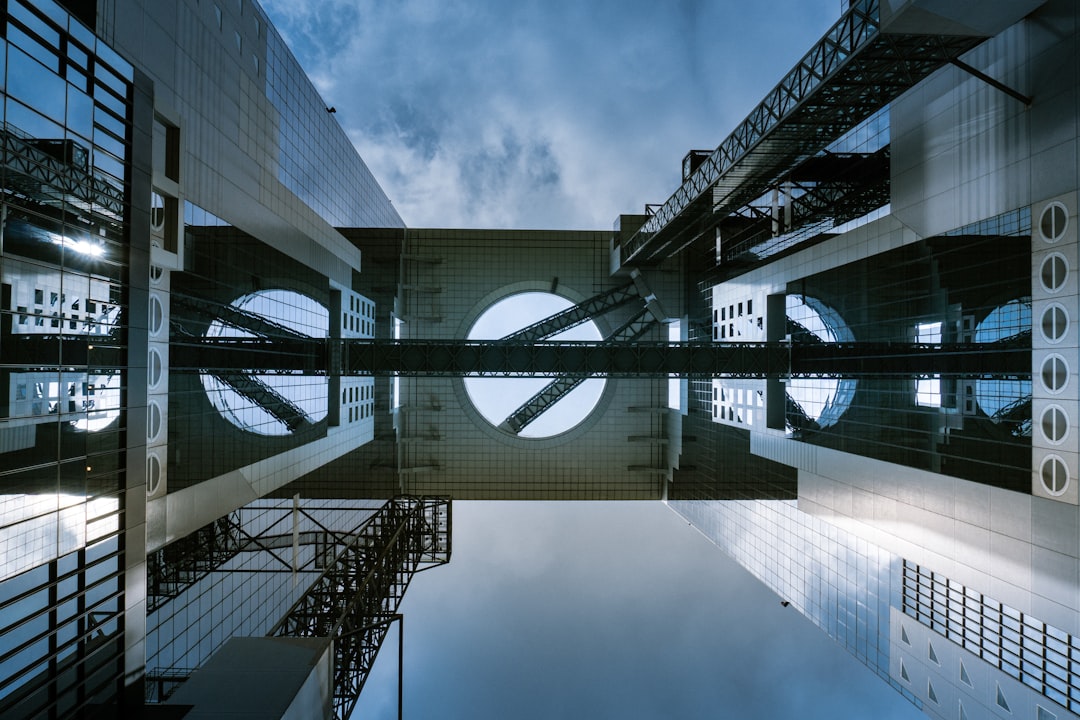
[
  {"x1": 618, "y1": 0, "x2": 986, "y2": 267},
  {"x1": 171, "y1": 337, "x2": 1030, "y2": 379}
]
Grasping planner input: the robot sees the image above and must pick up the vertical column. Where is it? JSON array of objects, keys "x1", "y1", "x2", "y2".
[{"x1": 1031, "y1": 195, "x2": 1079, "y2": 504}]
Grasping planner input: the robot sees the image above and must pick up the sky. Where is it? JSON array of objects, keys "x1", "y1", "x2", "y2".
[{"x1": 258, "y1": 1, "x2": 926, "y2": 717}]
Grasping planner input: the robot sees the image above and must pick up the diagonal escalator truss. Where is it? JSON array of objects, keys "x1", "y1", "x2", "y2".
[{"x1": 498, "y1": 306, "x2": 662, "y2": 435}]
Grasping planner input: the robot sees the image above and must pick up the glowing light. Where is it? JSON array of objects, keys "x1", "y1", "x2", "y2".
[{"x1": 50, "y1": 232, "x2": 105, "y2": 257}]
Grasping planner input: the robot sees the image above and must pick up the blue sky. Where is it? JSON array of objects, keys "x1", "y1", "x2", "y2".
[{"x1": 259, "y1": 1, "x2": 926, "y2": 717}]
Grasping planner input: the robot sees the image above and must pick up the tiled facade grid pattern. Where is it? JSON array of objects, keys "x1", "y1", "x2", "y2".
[
  {"x1": 0, "y1": 1, "x2": 135, "y2": 713},
  {"x1": 903, "y1": 560, "x2": 1080, "y2": 716},
  {"x1": 667, "y1": 498, "x2": 920, "y2": 709},
  {"x1": 146, "y1": 499, "x2": 378, "y2": 687},
  {"x1": 396, "y1": 230, "x2": 674, "y2": 499}
]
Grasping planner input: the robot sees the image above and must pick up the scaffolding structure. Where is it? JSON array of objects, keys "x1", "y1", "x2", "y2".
[{"x1": 268, "y1": 496, "x2": 451, "y2": 720}]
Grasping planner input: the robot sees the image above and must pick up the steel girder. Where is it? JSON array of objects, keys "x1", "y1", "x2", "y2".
[
  {"x1": 720, "y1": 149, "x2": 891, "y2": 263},
  {"x1": 147, "y1": 514, "x2": 244, "y2": 613},
  {"x1": 344, "y1": 340, "x2": 1028, "y2": 378},
  {"x1": 213, "y1": 372, "x2": 314, "y2": 432},
  {"x1": 170, "y1": 337, "x2": 326, "y2": 372},
  {"x1": 499, "y1": 308, "x2": 660, "y2": 434},
  {"x1": 172, "y1": 294, "x2": 315, "y2": 341},
  {"x1": 269, "y1": 496, "x2": 450, "y2": 720},
  {"x1": 497, "y1": 281, "x2": 639, "y2": 344},
  {"x1": 620, "y1": 0, "x2": 986, "y2": 266},
  {"x1": 147, "y1": 504, "x2": 378, "y2": 614},
  {"x1": 2, "y1": 129, "x2": 125, "y2": 221},
  {"x1": 174, "y1": 339, "x2": 1031, "y2": 378}
]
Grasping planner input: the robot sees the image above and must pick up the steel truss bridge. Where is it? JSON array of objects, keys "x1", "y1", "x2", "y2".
[
  {"x1": 172, "y1": 337, "x2": 1031, "y2": 380},
  {"x1": 145, "y1": 497, "x2": 451, "y2": 718},
  {"x1": 617, "y1": 0, "x2": 991, "y2": 268},
  {"x1": 269, "y1": 496, "x2": 450, "y2": 720}
]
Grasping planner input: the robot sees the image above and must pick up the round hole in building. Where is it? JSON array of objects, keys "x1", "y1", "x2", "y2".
[
  {"x1": 463, "y1": 292, "x2": 605, "y2": 438},
  {"x1": 1040, "y1": 405, "x2": 1069, "y2": 445},
  {"x1": 200, "y1": 289, "x2": 329, "y2": 436},
  {"x1": 1041, "y1": 354, "x2": 1069, "y2": 395},
  {"x1": 1040, "y1": 253, "x2": 1068, "y2": 293},
  {"x1": 784, "y1": 294, "x2": 856, "y2": 432},
  {"x1": 1040, "y1": 454, "x2": 1070, "y2": 496},
  {"x1": 973, "y1": 300, "x2": 1032, "y2": 422},
  {"x1": 1039, "y1": 202, "x2": 1068, "y2": 243}
]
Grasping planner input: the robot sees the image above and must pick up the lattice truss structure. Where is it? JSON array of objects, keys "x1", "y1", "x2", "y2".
[
  {"x1": 146, "y1": 501, "x2": 380, "y2": 615},
  {"x1": 2, "y1": 126, "x2": 125, "y2": 221},
  {"x1": 619, "y1": 0, "x2": 986, "y2": 267},
  {"x1": 268, "y1": 496, "x2": 451, "y2": 720},
  {"x1": 173, "y1": 336, "x2": 1032, "y2": 380}
]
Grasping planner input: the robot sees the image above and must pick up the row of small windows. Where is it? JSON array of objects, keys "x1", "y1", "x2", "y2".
[
  {"x1": 342, "y1": 385, "x2": 372, "y2": 404},
  {"x1": 717, "y1": 299, "x2": 752, "y2": 322},
  {"x1": 348, "y1": 296, "x2": 374, "y2": 317},
  {"x1": 347, "y1": 404, "x2": 371, "y2": 422},
  {"x1": 902, "y1": 561, "x2": 1080, "y2": 715}
]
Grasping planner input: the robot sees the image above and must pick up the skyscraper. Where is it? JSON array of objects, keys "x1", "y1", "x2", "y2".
[{"x1": 0, "y1": 0, "x2": 1077, "y2": 719}]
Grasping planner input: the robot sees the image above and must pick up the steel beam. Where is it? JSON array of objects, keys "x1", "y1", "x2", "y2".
[
  {"x1": 269, "y1": 496, "x2": 450, "y2": 720},
  {"x1": 620, "y1": 0, "x2": 986, "y2": 267},
  {"x1": 499, "y1": 308, "x2": 660, "y2": 434},
  {"x1": 496, "y1": 281, "x2": 639, "y2": 344},
  {"x1": 2, "y1": 129, "x2": 125, "y2": 220}
]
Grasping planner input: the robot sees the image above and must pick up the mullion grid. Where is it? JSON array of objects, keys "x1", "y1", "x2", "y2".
[{"x1": 901, "y1": 561, "x2": 1080, "y2": 714}]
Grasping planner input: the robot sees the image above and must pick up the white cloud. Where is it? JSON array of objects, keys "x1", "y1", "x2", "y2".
[{"x1": 262, "y1": 0, "x2": 838, "y2": 230}]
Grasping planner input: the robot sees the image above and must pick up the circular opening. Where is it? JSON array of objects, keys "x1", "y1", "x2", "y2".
[
  {"x1": 1041, "y1": 405, "x2": 1069, "y2": 445},
  {"x1": 1041, "y1": 354, "x2": 1069, "y2": 394},
  {"x1": 784, "y1": 294, "x2": 856, "y2": 431},
  {"x1": 151, "y1": 191, "x2": 166, "y2": 232},
  {"x1": 1040, "y1": 454, "x2": 1070, "y2": 496},
  {"x1": 150, "y1": 265, "x2": 164, "y2": 284},
  {"x1": 149, "y1": 294, "x2": 164, "y2": 336},
  {"x1": 1039, "y1": 202, "x2": 1068, "y2": 243},
  {"x1": 463, "y1": 292, "x2": 605, "y2": 438},
  {"x1": 148, "y1": 347, "x2": 163, "y2": 388},
  {"x1": 1041, "y1": 303, "x2": 1069, "y2": 344},
  {"x1": 200, "y1": 289, "x2": 328, "y2": 436},
  {"x1": 148, "y1": 400, "x2": 163, "y2": 442},
  {"x1": 1040, "y1": 253, "x2": 1068, "y2": 293},
  {"x1": 146, "y1": 453, "x2": 162, "y2": 496},
  {"x1": 973, "y1": 301, "x2": 1033, "y2": 421}
]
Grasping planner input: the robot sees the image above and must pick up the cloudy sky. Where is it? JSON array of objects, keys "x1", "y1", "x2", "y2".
[
  {"x1": 259, "y1": 1, "x2": 924, "y2": 717},
  {"x1": 262, "y1": 0, "x2": 845, "y2": 230}
]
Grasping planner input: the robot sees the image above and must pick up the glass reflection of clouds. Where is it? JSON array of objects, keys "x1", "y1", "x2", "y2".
[
  {"x1": 974, "y1": 299, "x2": 1032, "y2": 423},
  {"x1": 786, "y1": 294, "x2": 856, "y2": 431},
  {"x1": 200, "y1": 290, "x2": 328, "y2": 436},
  {"x1": 464, "y1": 292, "x2": 605, "y2": 438}
]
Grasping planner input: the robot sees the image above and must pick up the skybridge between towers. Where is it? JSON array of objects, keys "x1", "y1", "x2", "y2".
[
  {"x1": 171, "y1": 336, "x2": 1032, "y2": 379},
  {"x1": 613, "y1": 0, "x2": 1039, "y2": 271}
]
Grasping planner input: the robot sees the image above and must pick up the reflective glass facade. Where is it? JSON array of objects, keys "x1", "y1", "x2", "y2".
[
  {"x1": 264, "y1": 25, "x2": 401, "y2": 229},
  {"x1": 144, "y1": 498, "x2": 380, "y2": 701},
  {"x1": 669, "y1": 497, "x2": 921, "y2": 709},
  {"x1": 0, "y1": 0, "x2": 1078, "y2": 718},
  {"x1": 0, "y1": 1, "x2": 142, "y2": 715}
]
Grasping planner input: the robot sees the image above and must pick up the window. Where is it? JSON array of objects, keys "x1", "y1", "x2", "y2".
[
  {"x1": 1039, "y1": 202, "x2": 1068, "y2": 243},
  {"x1": 1040, "y1": 455, "x2": 1069, "y2": 496},
  {"x1": 1040, "y1": 253, "x2": 1068, "y2": 292},
  {"x1": 995, "y1": 683, "x2": 1011, "y2": 712}
]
